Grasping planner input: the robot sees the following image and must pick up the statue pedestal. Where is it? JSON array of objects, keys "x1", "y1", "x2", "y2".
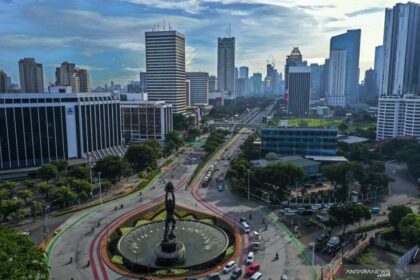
[{"x1": 155, "y1": 240, "x2": 185, "y2": 265}]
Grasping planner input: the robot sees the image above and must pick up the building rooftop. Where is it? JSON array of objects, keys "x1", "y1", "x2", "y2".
[
  {"x1": 338, "y1": 135, "x2": 370, "y2": 144},
  {"x1": 305, "y1": 155, "x2": 348, "y2": 162},
  {"x1": 250, "y1": 156, "x2": 320, "y2": 169}
]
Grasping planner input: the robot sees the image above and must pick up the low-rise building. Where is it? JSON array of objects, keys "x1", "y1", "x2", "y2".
[
  {"x1": 120, "y1": 93, "x2": 173, "y2": 142},
  {"x1": 0, "y1": 92, "x2": 124, "y2": 173},
  {"x1": 261, "y1": 127, "x2": 337, "y2": 156},
  {"x1": 250, "y1": 155, "x2": 320, "y2": 177}
]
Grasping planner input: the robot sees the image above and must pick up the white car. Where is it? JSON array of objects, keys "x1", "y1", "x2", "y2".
[
  {"x1": 246, "y1": 252, "x2": 255, "y2": 264},
  {"x1": 223, "y1": 260, "x2": 236, "y2": 273}
]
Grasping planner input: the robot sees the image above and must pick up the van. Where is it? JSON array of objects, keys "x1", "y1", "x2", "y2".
[
  {"x1": 252, "y1": 241, "x2": 260, "y2": 250},
  {"x1": 241, "y1": 222, "x2": 250, "y2": 233},
  {"x1": 250, "y1": 272, "x2": 263, "y2": 280}
]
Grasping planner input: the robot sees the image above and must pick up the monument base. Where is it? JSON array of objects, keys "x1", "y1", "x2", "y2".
[{"x1": 155, "y1": 241, "x2": 185, "y2": 266}]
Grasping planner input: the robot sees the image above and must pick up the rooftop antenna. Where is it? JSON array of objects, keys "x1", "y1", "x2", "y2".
[
  {"x1": 157, "y1": 22, "x2": 160, "y2": 30},
  {"x1": 169, "y1": 18, "x2": 172, "y2": 30},
  {"x1": 163, "y1": 18, "x2": 166, "y2": 30},
  {"x1": 228, "y1": 24, "x2": 231, "y2": 37}
]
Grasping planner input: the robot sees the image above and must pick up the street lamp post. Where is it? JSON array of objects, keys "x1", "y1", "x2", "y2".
[
  {"x1": 247, "y1": 169, "x2": 250, "y2": 201},
  {"x1": 309, "y1": 242, "x2": 315, "y2": 266},
  {"x1": 98, "y1": 172, "x2": 102, "y2": 204}
]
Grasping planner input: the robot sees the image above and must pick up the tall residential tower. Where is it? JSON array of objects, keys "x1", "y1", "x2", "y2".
[{"x1": 18, "y1": 58, "x2": 44, "y2": 93}]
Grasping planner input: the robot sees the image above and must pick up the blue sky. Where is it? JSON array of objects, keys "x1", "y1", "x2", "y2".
[{"x1": 0, "y1": 0, "x2": 405, "y2": 87}]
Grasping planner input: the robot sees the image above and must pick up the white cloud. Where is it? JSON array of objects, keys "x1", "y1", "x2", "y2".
[{"x1": 122, "y1": 0, "x2": 205, "y2": 14}]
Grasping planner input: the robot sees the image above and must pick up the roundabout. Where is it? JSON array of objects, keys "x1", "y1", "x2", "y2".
[{"x1": 117, "y1": 219, "x2": 229, "y2": 269}]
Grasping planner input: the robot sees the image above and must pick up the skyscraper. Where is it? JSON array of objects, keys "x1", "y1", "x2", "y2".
[
  {"x1": 374, "y1": 45, "x2": 384, "y2": 96},
  {"x1": 186, "y1": 72, "x2": 209, "y2": 105},
  {"x1": 145, "y1": 30, "x2": 186, "y2": 113},
  {"x1": 284, "y1": 48, "x2": 307, "y2": 91},
  {"x1": 18, "y1": 58, "x2": 44, "y2": 93},
  {"x1": 381, "y1": 2, "x2": 420, "y2": 96},
  {"x1": 310, "y1": 64, "x2": 323, "y2": 100},
  {"x1": 208, "y1": 75, "x2": 217, "y2": 92},
  {"x1": 239, "y1": 66, "x2": 249, "y2": 95},
  {"x1": 77, "y1": 69, "x2": 90, "y2": 92},
  {"x1": 363, "y1": 68, "x2": 377, "y2": 101},
  {"x1": 185, "y1": 80, "x2": 191, "y2": 107},
  {"x1": 217, "y1": 37, "x2": 235, "y2": 98},
  {"x1": 0, "y1": 70, "x2": 7, "y2": 93},
  {"x1": 250, "y1": 73, "x2": 262, "y2": 95},
  {"x1": 55, "y1": 62, "x2": 90, "y2": 92},
  {"x1": 329, "y1": 29, "x2": 361, "y2": 104},
  {"x1": 327, "y1": 49, "x2": 347, "y2": 107},
  {"x1": 139, "y1": 72, "x2": 146, "y2": 93},
  {"x1": 288, "y1": 66, "x2": 310, "y2": 116}
]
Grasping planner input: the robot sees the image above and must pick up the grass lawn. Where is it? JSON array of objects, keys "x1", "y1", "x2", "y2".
[{"x1": 280, "y1": 118, "x2": 343, "y2": 128}]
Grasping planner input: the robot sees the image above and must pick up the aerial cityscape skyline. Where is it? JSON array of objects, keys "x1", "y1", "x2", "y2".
[{"x1": 0, "y1": 0, "x2": 405, "y2": 87}]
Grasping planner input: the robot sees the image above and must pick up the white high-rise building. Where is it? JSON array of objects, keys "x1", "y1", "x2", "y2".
[
  {"x1": 381, "y1": 2, "x2": 420, "y2": 96},
  {"x1": 377, "y1": 95, "x2": 420, "y2": 140},
  {"x1": 217, "y1": 37, "x2": 235, "y2": 99},
  {"x1": 327, "y1": 49, "x2": 347, "y2": 107},
  {"x1": 186, "y1": 72, "x2": 209, "y2": 105},
  {"x1": 145, "y1": 30, "x2": 186, "y2": 114}
]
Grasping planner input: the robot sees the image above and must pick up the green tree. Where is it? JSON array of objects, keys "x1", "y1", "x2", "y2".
[
  {"x1": 52, "y1": 159, "x2": 69, "y2": 175},
  {"x1": 328, "y1": 204, "x2": 371, "y2": 236},
  {"x1": 239, "y1": 134, "x2": 260, "y2": 161},
  {"x1": 0, "y1": 189, "x2": 11, "y2": 201},
  {"x1": 94, "y1": 156, "x2": 131, "y2": 182},
  {"x1": 144, "y1": 139, "x2": 161, "y2": 157},
  {"x1": 407, "y1": 154, "x2": 420, "y2": 180},
  {"x1": 0, "y1": 181, "x2": 17, "y2": 192},
  {"x1": 125, "y1": 144, "x2": 158, "y2": 171},
  {"x1": 17, "y1": 190, "x2": 33, "y2": 205},
  {"x1": 10, "y1": 208, "x2": 25, "y2": 223},
  {"x1": 68, "y1": 179, "x2": 91, "y2": 195},
  {"x1": 173, "y1": 113, "x2": 194, "y2": 131},
  {"x1": 67, "y1": 165, "x2": 89, "y2": 180},
  {"x1": 23, "y1": 179, "x2": 36, "y2": 189},
  {"x1": 0, "y1": 226, "x2": 49, "y2": 279},
  {"x1": 388, "y1": 205, "x2": 413, "y2": 232},
  {"x1": 52, "y1": 186, "x2": 77, "y2": 208},
  {"x1": 164, "y1": 131, "x2": 183, "y2": 155},
  {"x1": 338, "y1": 122, "x2": 349, "y2": 133},
  {"x1": 37, "y1": 163, "x2": 58, "y2": 182},
  {"x1": 0, "y1": 200, "x2": 21, "y2": 222},
  {"x1": 30, "y1": 202, "x2": 44, "y2": 218},
  {"x1": 399, "y1": 214, "x2": 420, "y2": 246},
  {"x1": 39, "y1": 183, "x2": 54, "y2": 200},
  {"x1": 186, "y1": 127, "x2": 201, "y2": 141}
]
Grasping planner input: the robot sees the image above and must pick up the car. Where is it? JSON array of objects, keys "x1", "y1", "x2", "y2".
[
  {"x1": 296, "y1": 207, "x2": 306, "y2": 214},
  {"x1": 20, "y1": 231, "x2": 31, "y2": 236},
  {"x1": 240, "y1": 217, "x2": 247, "y2": 223},
  {"x1": 246, "y1": 252, "x2": 255, "y2": 264},
  {"x1": 250, "y1": 271, "x2": 263, "y2": 280},
  {"x1": 215, "y1": 165, "x2": 221, "y2": 171},
  {"x1": 230, "y1": 268, "x2": 242, "y2": 279},
  {"x1": 317, "y1": 233, "x2": 328, "y2": 242},
  {"x1": 281, "y1": 273, "x2": 288, "y2": 280},
  {"x1": 223, "y1": 260, "x2": 236, "y2": 273},
  {"x1": 252, "y1": 231, "x2": 261, "y2": 241},
  {"x1": 284, "y1": 209, "x2": 295, "y2": 216},
  {"x1": 252, "y1": 241, "x2": 260, "y2": 250},
  {"x1": 241, "y1": 222, "x2": 250, "y2": 233},
  {"x1": 205, "y1": 273, "x2": 220, "y2": 280},
  {"x1": 327, "y1": 236, "x2": 340, "y2": 247},
  {"x1": 218, "y1": 185, "x2": 224, "y2": 192},
  {"x1": 370, "y1": 207, "x2": 380, "y2": 214},
  {"x1": 246, "y1": 262, "x2": 260, "y2": 275}
]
